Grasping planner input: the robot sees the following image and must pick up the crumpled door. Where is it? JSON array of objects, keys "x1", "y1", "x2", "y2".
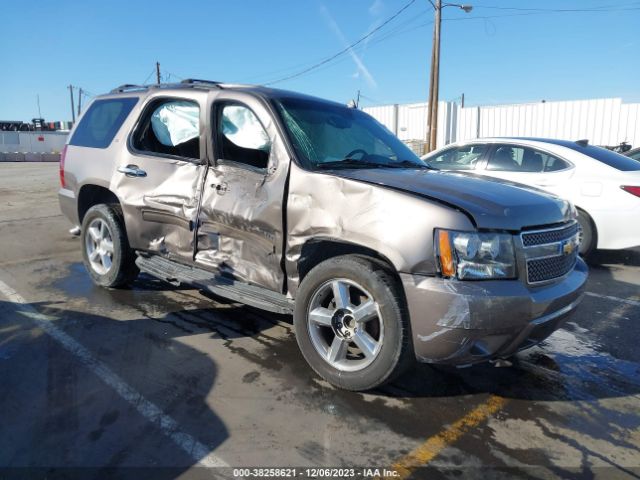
[
  {"x1": 195, "y1": 92, "x2": 289, "y2": 292},
  {"x1": 114, "y1": 93, "x2": 207, "y2": 261}
]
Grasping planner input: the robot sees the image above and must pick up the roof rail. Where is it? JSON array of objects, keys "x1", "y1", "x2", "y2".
[
  {"x1": 110, "y1": 84, "x2": 148, "y2": 94},
  {"x1": 180, "y1": 78, "x2": 223, "y2": 88}
]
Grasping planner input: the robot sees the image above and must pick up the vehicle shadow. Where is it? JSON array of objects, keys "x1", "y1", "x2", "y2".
[
  {"x1": 117, "y1": 265, "x2": 640, "y2": 405},
  {"x1": 587, "y1": 248, "x2": 640, "y2": 267},
  {"x1": 0, "y1": 298, "x2": 231, "y2": 478}
]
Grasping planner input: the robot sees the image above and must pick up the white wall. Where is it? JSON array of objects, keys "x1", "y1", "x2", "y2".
[
  {"x1": 0, "y1": 131, "x2": 68, "y2": 153},
  {"x1": 364, "y1": 97, "x2": 640, "y2": 150}
]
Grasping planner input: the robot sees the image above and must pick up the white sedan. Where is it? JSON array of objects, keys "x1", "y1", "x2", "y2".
[{"x1": 422, "y1": 137, "x2": 640, "y2": 255}]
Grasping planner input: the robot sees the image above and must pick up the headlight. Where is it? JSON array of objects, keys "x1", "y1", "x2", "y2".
[{"x1": 435, "y1": 229, "x2": 516, "y2": 280}]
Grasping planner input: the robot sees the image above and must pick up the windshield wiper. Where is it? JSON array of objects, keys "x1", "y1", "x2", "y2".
[
  {"x1": 385, "y1": 159, "x2": 431, "y2": 169},
  {"x1": 316, "y1": 158, "x2": 387, "y2": 169}
]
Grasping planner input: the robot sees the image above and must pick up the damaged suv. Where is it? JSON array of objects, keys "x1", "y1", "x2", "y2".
[{"x1": 59, "y1": 80, "x2": 587, "y2": 391}]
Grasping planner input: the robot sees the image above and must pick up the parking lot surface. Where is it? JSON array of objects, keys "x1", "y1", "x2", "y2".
[{"x1": 1, "y1": 163, "x2": 639, "y2": 479}]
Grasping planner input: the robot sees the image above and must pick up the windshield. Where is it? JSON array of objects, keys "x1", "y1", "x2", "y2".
[{"x1": 275, "y1": 96, "x2": 426, "y2": 170}]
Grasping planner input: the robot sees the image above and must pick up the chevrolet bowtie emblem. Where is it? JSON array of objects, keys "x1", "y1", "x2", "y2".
[{"x1": 562, "y1": 240, "x2": 575, "y2": 255}]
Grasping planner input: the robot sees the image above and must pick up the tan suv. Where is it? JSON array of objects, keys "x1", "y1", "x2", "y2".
[{"x1": 59, "y1": 79, "x2": 587, "y2": 391}]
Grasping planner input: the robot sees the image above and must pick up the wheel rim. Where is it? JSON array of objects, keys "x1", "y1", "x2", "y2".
[
  {"x1": 85, "y1": 218, "x2": 114, "y2": 275},
  {"x1": 577, "y1": 217, "x2": 590, "y2": 255},
  {"x1": 307, "y1": 278, "x2": 384, "y2": 372}
]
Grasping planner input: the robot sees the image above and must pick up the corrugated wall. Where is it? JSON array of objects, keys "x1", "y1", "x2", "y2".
[
  {"x1": 364, "y1": 101, "x2": 454, "y2": 152},
  {"x1": 364, "y1": 97, "x2": 640, "y2": 149},
  {"x1": 0, "y1": 131, "x2": 68, "y2": 153}
]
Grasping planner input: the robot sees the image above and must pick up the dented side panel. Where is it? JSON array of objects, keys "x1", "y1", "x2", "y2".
[
  {"x1": 285, "y1": 162, "x2": 475, "y2": 295},
  {"x1": 114, "y1": 158, "x2": 205, "y2": 259}
]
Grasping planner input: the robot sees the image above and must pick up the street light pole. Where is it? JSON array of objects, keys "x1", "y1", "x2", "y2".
[{"x1": 425, "y1": 1, "x2": 472, "y2": 154}]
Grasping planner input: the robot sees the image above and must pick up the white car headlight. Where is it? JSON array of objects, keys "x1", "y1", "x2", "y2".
[{"x1": 435, "y1": 229, "x2": 517, "y2": 280}]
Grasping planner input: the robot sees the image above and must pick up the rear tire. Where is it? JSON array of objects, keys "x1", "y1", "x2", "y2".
[
  {"x1": 294, "y1": 255, "x2": 414, "y2": 391},
  {"x1": 577, "y1": 209, "x2": 597, "y2": 257},
  {"x1": 81, "y1": 204, "x2": 139, "y2": 288}
]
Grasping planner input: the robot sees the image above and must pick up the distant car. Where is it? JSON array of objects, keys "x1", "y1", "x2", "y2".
[
  {"x1": 422, "y1": 137, "x2": 640, "y2": 255},
  {"x1": 626, "y1": 147, "x2": 640, "y2": 161}
]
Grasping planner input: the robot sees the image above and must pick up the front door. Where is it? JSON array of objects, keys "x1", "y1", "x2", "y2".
[
  {"x1": 115, "y1": 92, "x2": 208, "y2": 261},
  {"x1": 195, "y1": 91, "x2": 289, "y2": 292}
]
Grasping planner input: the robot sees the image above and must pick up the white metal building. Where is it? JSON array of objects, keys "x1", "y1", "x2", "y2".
[{"x1": 363, "y1": 97, "x2": 640, "y2": 151}]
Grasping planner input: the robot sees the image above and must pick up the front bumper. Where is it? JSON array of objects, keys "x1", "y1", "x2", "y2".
[{"x1": 401, "y1": 258, "x2": 588, "y2": 365}]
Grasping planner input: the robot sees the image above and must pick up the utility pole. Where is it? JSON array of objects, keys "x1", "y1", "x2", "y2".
[
  {"x1": 461, "y1": 93, "x2": 465, "y2": 108},
  {"x1": 77, "y1": 88, "x2": 83, "y2": 116},
  {"x1": 425, "y1": 2, "x2": 472, "y2": 153},
  {"x1": 156, "y1": 61, "x2": 161, "y2": 84},
  {"x1": 69, "y1": 85, "x2": 76, "y2": 123},
  {"x1": 356, "y1": 90, "x2": 361, "y2": 108},
  {"x1": 425, "y1": 0, "x2": 441, "y2": 154},
  {"x1": 36, "y1": 94, "x2": 42, "y2": 119}
]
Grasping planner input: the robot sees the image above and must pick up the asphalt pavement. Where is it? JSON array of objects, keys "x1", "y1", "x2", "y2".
[{"x1": 1, "y1": 163, "x2": 639, "y2": 479}]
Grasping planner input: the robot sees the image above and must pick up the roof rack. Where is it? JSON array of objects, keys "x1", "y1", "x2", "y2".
[
  {"x1": 180, "y1": 79, "x2": 223, "y2": 88},
  {"x1": 110, "y1": 84, "x2": 149, "y2": 94},
  {"x1": 109, "y1": 79, "x2": 228, "y2": 95}
]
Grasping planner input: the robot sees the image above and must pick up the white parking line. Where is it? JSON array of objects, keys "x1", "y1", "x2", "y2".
[
  {"x1": 585, "y1": 292, "x2": 640, "y2": 307},
  {"x1": 0, "y1": 277, "x2": 228, "y2": 468}
]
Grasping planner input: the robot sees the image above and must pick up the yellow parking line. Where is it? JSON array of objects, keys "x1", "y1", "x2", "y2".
[{"x1": 386, "y1": 394, "x2": 508, "y2": 479}]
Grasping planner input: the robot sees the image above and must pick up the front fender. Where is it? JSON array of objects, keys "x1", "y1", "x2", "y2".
[{"x1": 285, "y1": 163, "x2": 474, "y2": 295}]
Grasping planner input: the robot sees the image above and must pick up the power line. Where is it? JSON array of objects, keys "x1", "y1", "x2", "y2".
[
  {"x1": 142, "y1": 68, "x2": 156, "y2": 85},
  {"x1": 261, "y1": 1, "x2": 639, "y2": 88},
  {"x1": 163, "y1": 70, "x2": 185, "y2": 82},
  {"x1": 474, "y1": 2, "x2": 640, "y2": 12},
  {"x1": 264, "y1": 0, "x2": 417, "y2": 86}
]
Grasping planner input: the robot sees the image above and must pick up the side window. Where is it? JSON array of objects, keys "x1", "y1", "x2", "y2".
[
  {"x1": 544, "y1": 155, "x2": 570, "y2": 172},
  {"x1": 487, "y1": 146, "x2": 568, "y2": 172},
  {"x1": 426, "y1": 144, "x2": 487, "y2": 170},
  {"x1": 132, "y1": 99, "x2": 200, "y2": 160},
  {"x1": 217, "y1": 104, "x2": 271, "y2": 170},
  {"x1": 70, "y1": 97, "x2": 138, "y2": 149}
]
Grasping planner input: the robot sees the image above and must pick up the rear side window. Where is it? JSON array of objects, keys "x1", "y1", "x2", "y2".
[
  {"x1": 70, "y1": 98, "x2": 138, "y2": 149},
  {"x1": 132, "y1": 99, "x2": 201, "y2": 160},
  {"x1": 487, "y1": 145, "x2": 570, "y2": 172}
]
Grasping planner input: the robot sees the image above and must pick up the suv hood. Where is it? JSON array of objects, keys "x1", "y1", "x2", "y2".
[{"x1": 332, "y1": 168, "x2": 572, "y2": 230}]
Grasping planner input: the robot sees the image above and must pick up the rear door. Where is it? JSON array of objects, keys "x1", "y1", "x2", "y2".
[
  {"x1": 195, "y1": 90, "x2": 290, "y2": 291},
  {"x1": 113, "y1": 90, "x2": 209, "y2": 261},
  {"x1": 481, "y1": 143, "x2": 575, "y2": 192}
]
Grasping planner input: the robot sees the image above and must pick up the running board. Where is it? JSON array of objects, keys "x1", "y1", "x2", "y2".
[{"x1": 136, "y1": 255, "x2": 294, "y2": 315}]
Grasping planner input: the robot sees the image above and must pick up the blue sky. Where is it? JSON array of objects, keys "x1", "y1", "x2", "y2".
[{"x1": 1, "y1": 0, "x2": 639, "y2": 122}]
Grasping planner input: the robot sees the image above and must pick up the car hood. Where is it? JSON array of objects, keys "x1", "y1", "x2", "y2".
[{"x1": 331, "y1": 168, "x2": 573, "y2": 230}]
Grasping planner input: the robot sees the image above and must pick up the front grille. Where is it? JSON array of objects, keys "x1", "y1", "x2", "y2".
[
  {"x1": 527, "y1": 251, "x2": 578, "y2": 283},
  {"x1": 521, "y1": 221, "x2": 579, "y2": 284},
  {"x1": 522, "y1": 222, "x2": 579, "y2": 246}
]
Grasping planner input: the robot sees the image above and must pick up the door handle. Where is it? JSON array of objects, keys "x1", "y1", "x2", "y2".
[
  {"x1": 210, "y1": 182, "x2": 228, "y2": 195},
  {"x1": 118, "y1": 165, "x2": 147, "y2": 178}
]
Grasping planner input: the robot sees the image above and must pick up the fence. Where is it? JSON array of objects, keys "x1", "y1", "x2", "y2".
[
  {"x1": 0, "y1": 131, "x2": 68, "y2": 154},
  {"x1": 363, "y1": 97, "x2": 640, "y2": 152}
]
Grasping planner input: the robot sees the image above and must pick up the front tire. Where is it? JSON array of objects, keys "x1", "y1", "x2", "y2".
[
  {"x1": 81, "y1": 204, "x2": 139, "y2": 288},
  {"x1": 294, "y1": 255, "x2": 413, "y2": 391}
]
